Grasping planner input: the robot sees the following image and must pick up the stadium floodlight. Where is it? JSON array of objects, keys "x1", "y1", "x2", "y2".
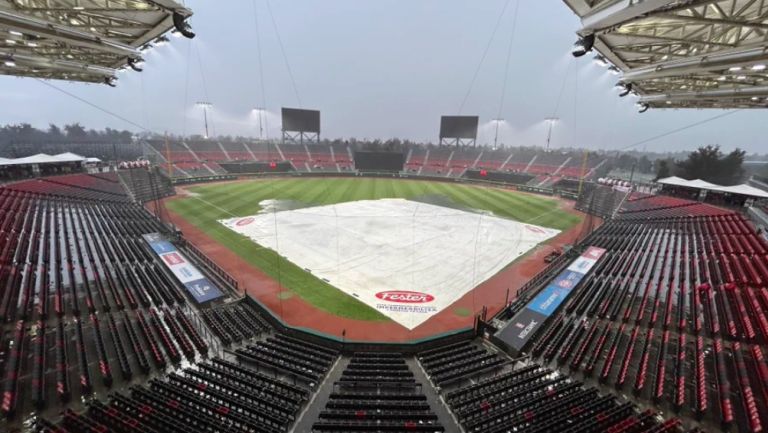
[
  {"x1": 253, "y1": 107, "x2": 266, "y2": 139},
  {"x1": 615, "y1": 82, "x2": 632, "y2": 97},
  {"x1": 593, "y1": 54, "x2": 608, "y2": 67},
  {"x1": 139, "y1": 43, "x2": 152, "y2": 52},
  {"x1": 127, "y1": 57, "x2": 144, "y2": 72},
  {"x1": 543, "y1": 117, "x2": 558, "y2": 151},
  {"x1": 171, "y1": 29, "x2": 183, "y2": 38},
  {"x1": 607, "y1": 65, "x2": 620, "y2": 75},
  {"x1": 491, "y1": 118, "x2": 504, "y2": 149},
  {"x1": 173, "y1": 12, "x2": 196, "y2": 39},
  {"x1": 571, "y1": 34, "x2": 595, "y2": 58},
  {"x1": 104, "y1": 76, "x2": 117, "y2": 87},
  {"x1": 636, "y1": 103, "x2": 650, "y2": 113},
  {"x1": 196, "y1": 101, "x2": 213, "y2": 139},
  {"x1": 154, "y1": 35, "x2": 170, "y2": 47}
]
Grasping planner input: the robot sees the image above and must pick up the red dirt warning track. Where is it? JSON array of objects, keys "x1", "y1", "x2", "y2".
[{"x1": 162, "y1": 184, "x2": 593, "y2": 343}]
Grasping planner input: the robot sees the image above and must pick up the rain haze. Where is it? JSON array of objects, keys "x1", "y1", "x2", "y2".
[{"x1": 1, "y1": 0, "x2": 765, "y2": 153}]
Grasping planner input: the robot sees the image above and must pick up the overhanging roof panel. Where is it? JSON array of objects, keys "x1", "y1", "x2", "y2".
[
  {"x1": 563, "y1": 0, "x2": 768, "y2": 109},
  {"x1": 0, "y1": 0, "x2": 192, "y2": 84}
]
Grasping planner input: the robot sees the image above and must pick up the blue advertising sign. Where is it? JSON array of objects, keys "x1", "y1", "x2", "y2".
[
  {"x1": 142, "y1": 233, "x2": 225, "y2": 304},
  {"x1": 496, "y1": 246, "x2": 606, "y2": 352}
]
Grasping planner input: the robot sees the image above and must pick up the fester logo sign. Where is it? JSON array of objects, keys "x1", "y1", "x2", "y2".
[
  {"x1": 524, "y1": 225, "x2": 546, "y2": 234},
  {"x1": 375, "y1": 291, "x2": 434, "y2": 304},
  {"x1": 236, "y1": 217, "x2": 255, "y2": 227}
]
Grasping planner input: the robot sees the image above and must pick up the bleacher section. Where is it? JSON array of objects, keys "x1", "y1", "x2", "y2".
[
  {"x1": 235, "y1": 334, "x2": 339, "y2": 384},
  {"x1": 200, "y1": 299, "x2": 271, "y2": 346},
  {"x1": 312, "y1": 353, "x2": 444, "y2": 432},
  {"x1": 145, "y1": 139, "x2": 197, "y2": 163},
  {"x1": 279, "y1": 143, "x2": 309, "y2": 171},
  {"x1": 151, "y1": 139, "x2": 609, "y2": 181},
  {"x1": 418, "y1": 341, "x2": 508, "y2": 387},
  {"x1": 575, "y1": 184, "x2": 628, "y2": 217},
  {"x1": 307, "y1": 145, "x2": 336, "y2": 172},
  {"x1": 4, "y1": 173, "x2": 132, "y2": 203},
  {"x1": 445, "y1": 363, "x2": 688, "y2": 433},
  {"x1": 5, "y1": 174, "x2": 750, "y2": 433},
  {"x1": 184, "y1": 139, "x2": 228, "y2": 162},
  {"x1": 502, "y1": 194, "x2": 768, "y2": 433},
  {"x1": 0, "y1": 177, "x2": 228, "y2": 420},
  {"x1": 40, "y1": 356, "x2": 313, "y2": 433},
  {"x1": 118, "y1": 168, "x2": 175, "y2": 203}
]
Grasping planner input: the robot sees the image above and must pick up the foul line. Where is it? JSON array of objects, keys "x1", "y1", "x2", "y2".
[{"x1": 189, "y1": 195, "x2": 239, "y2": 218}]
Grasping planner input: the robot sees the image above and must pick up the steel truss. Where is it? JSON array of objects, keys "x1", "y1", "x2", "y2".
[
  {"x1": 0, "y1": 0, "x2": 192, "y2": 84},
  {"x1": 564, "y1": 0, "x2": 768, "y2": 109}
]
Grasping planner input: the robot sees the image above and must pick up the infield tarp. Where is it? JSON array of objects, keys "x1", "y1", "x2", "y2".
[{"x1": 220, "y1": 198, "x2": 559, "y2": 330}]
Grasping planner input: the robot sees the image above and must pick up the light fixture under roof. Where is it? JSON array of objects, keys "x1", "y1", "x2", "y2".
[
  {"x1": 154, "y1": 35, "x2": 170, "y2": 46},
  {"x1": 4, "y1": 60, "x2": 16, "y2": 67},
  {"x1": 751, "y1": 64, "x2": 766, "y2": 71},
  {"x1": 729, "y1": 66, "x2": 743, "y2": 72},
  {"x1": 736, "y1": 75, "x2": 747, "y2": 80},
  {"x1": 593, "y1": 54, "x2": 608, "y2": 67},
  {"x1": 8, "y1": 30, "x2": 22, "y2": 36}
]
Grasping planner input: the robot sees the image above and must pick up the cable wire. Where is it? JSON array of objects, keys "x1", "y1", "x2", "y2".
[
  {"x1": 36, "y1": 79, "x2": 150, "y2": 132},
  {"x1": 266, "y1": 0, "x2": 302, "y2": 108},
  {"x1": 496, "y1": 0, "x2": 520, "y2": 119},
  {"x1": 182, "y1": 39, "x2": 193, "y2": 137},
  {"x1": 252, "y1": 0, "x2": 269, "y2": 138},
  {"x1": 549, "y1": 58, "x2": 574, "y2": 119},
  {"x1": 194, "y1": 43, "x2": 216, "y2": 137},
  {"x1": 620, "y1": 109, "x2": 743, "y2": 151},
  {"x1": 458, "y1": 0, "x2": 511, "y2": 114}
]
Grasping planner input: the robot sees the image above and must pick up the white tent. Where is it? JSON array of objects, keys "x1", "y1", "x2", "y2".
[
  {"x1": 0, "y1": 152, "x2": 87, "y2": 167},
  {"x1": 657, "y1": 176, "x2": 768, "y2": 199}
]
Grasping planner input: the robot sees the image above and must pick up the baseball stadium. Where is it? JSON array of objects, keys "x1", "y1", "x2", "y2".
[{"x1": 1, "y1": 1, "x2": 768, "y2": 433}]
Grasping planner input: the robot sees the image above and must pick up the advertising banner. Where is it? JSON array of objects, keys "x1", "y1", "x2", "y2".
[
  {"x1": 496, "y1": 246, "x2": 606, "y2": 352},
  {"x1": 142, "y1": 233, "x2": 224, "y2": 304}
]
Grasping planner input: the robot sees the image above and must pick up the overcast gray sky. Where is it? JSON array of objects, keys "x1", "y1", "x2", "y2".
[{"x1": 1, "y1": 0, "x2": 765, "y2": 154}]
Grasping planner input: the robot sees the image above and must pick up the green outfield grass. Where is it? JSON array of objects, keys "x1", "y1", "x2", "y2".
[{"x1": 166, "y1": 178, "x2": 581, "y2": 321}]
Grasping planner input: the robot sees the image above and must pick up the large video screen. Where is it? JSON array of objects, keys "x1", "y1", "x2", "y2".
[
  {"x1": 281, "y1": 107, "x2": 321, "y2": 133},
  {"x1": 439, "y1": 115, "x2": 479, "y2": 139},
  {"x1": 353, "y1": 151, "x2": 405, "y2": 172}
]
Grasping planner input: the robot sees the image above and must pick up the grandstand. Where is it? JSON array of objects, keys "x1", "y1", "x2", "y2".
[
  {"x1": 149, "y1": 138, "x2": 608, "y2": 185},
  {"x1": 1, "y1": 159, "x2": 764, "y2": 433},
  {"x1": 2, "y1": 1, "x2": 768, "y2": 432}
]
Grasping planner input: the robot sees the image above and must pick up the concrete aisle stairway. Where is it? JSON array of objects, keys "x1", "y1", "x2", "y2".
[
  {"x1": 407, "y1": 357, "x2": 462, "y2": 432},
  {"x1": 290, "y1": 357, "x2": 349, "y2": 433}
]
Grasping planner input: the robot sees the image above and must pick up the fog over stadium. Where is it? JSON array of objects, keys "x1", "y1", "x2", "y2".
[{"x1": 2, "y1": 0, "x2": 766, "y2": 153}]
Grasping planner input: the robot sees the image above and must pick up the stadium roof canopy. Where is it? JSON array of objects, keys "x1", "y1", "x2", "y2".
[
  {"x1": 563, "y1": 0, "x2": 768, "y2": 110},
  {"x1": 0, "y1": 0, "x2": 193, "y2": 85},
  {"x1": 657, "y1": 176, "x2": 768, "y2": 198}
]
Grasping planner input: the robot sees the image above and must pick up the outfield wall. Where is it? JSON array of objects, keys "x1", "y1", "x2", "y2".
[{"x1": 241, "y1": 295, "x2": 477, "y2": 353}]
